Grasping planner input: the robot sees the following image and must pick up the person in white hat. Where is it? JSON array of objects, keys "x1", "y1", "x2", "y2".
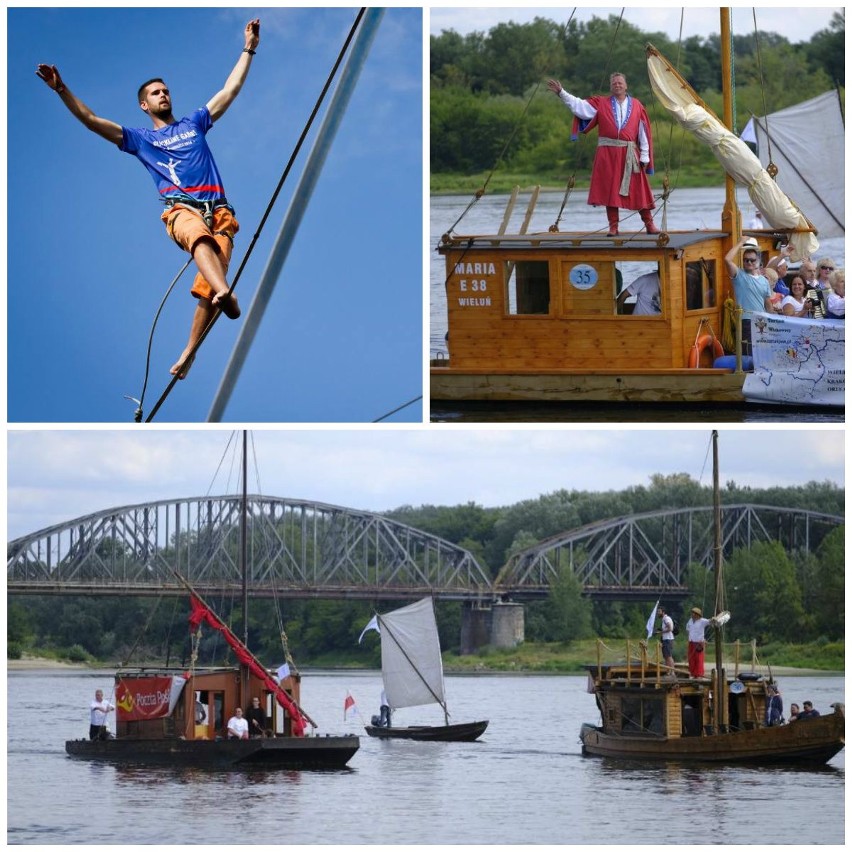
[
  {"x1": 724, "y1": 237, "x2": 773, "y2": 356},
  {"x1": 685, "y1": 607, "x2": 712, "y2": 677}
]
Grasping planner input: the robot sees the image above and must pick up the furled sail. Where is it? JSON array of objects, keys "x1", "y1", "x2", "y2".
[
  {"x1": 189, "y1": 596, "x2": 309, "y2": 736},
  {"x1": 744, "y1": 92, "x2": 844, "y2": 239},
  {"x1": 646, "y1": 45, "x2": 819, "y2": 261},
  {"x1": 378, "y1": 597, "x2": 446, "y2": 710}
]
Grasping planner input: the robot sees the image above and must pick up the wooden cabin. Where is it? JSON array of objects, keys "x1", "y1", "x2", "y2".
[
  {"x1": 432, "y1": 228, "x2": 783, "y2": 402},
  {"x1": 590, "y1": 663, "x2": 767, "y2": 740},
  {"x1": 114, "y1": 667, "x2": 302, "y2": 741}
]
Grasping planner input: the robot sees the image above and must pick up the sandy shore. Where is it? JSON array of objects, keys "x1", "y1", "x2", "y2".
[{"x1": 7, "y1": 657, "x2": 92, "y2": 670}]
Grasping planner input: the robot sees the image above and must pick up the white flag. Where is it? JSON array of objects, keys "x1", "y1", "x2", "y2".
[
  {"x1": 358, "y1": 614, "x2": 380, "y2": 644},
  {"x1": 646, "y1": 599, "x2": 660, "y2": 639},
  {"x1": 276, "y1": 662, "x2": 291, "y2": 681},
  {"x1": 740, "y1": 116, "x2": 756, "y2": 144}
]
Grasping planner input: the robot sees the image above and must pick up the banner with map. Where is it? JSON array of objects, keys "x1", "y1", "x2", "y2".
[{"x1": 743, "y1": 312, "x2": 844, "y2": 406}]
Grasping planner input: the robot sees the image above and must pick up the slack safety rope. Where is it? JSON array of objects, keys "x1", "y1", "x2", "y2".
[
  {"x1": 140, "y1": 7, "x2": 368, "y2": 423},
  {"x1": 126, "y1": 258, "x2": 192, "y2": 422}
]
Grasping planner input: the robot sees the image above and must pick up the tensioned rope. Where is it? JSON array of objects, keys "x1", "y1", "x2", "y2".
[{"x1": 140, "y1": 8, "x2": 367, "y2": 423}]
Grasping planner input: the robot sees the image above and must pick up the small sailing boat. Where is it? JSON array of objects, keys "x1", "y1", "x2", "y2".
[
  {"x1": 361, "y1": 598, "x2": 488, "y2": 741},
  {"x1": 65, "y1": 432, "x2": 360, "y2": 769},
  {"x1": 579, "y1": 431, "x2": 845, "y2": 764}
]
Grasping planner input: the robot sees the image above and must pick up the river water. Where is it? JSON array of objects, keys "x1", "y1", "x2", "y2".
[
  {"x1": 8, "y1": 668, "x2": 844, "y2": 844},
  {"x1": 429, "y1": 188, "x2": 845, "y2": 423}
]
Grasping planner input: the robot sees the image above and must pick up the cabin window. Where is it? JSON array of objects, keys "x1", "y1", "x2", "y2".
[
  {"x1": 615, "y1": 262, "x2": 661, "y2": 316},
  {"x1": 505, "y1": 260, "x2": 550, "y2": 315},
  {"x1": 686, "y1": 260, "x2": 716, "y2": 310},
  {"x1": 620, "y1": 695, "x2": 665, "y2": 734}
]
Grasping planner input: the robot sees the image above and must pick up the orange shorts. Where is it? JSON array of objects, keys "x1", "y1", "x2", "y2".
[{"x1": 161, "y1": 204, "x2": 240, "y2": 301}]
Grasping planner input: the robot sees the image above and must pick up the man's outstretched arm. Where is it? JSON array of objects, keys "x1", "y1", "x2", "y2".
[
  {"x1": 207, "y1": 19, "x2": 261, "y2": 123},
  {"x1": 36, "y1": 64, "x2": 123, "y2": 146}
]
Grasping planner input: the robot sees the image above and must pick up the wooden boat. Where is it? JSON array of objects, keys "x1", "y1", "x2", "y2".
[
  {"x1": 579, "y1": 431, "x2": 845, "y2": 764},
  {"x1": 365, "y1": 720, "x2": 488, "y2": 742},
  {"x1": 431, "y1": 9, "x2": 843, "y2": 409},
  {"x1": 65, "y1": 433, "x2": 359, "y2": 770},
  {"x1": 361, "y1": 597, "x2": 488, "y2": 742}
]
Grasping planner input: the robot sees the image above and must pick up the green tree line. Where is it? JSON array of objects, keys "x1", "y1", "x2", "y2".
[
  {"x1": 431, "y1": 12, "x2": 844, "y2": 185},
  {"x1": 8, "y1": 476, "x2": 843, "y2": 663}
]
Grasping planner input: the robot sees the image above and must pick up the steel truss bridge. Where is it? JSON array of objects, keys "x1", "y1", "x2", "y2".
[
  {"x1": 495, "y1": 504, "x2": 843, "y2": 601},
  {"x1": 6, "y1": 496, "x2": 492, "y2": 601},
  {"x1": 7, "y1": 499, "x2": 842, "y2": 601}
]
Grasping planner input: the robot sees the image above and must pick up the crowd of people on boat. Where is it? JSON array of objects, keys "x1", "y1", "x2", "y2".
[
  {"x1": 650, "y1": 613, "x2": 826, "y2": 728},
  {"x1": 725, "y1": 236, "x2": 844, "y2": 355}
]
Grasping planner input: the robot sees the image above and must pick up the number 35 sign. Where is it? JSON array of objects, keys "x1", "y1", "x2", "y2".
[{"x1": 568, "y1": 264, "x2": 598, "y2": 290}]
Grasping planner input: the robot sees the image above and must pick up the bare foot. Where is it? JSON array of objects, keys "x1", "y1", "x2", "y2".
[
  {"x1": 212, "y1": 290, "x2": 240, "y2": 319},
  {"x1": 170, "y1": 352, "x2": 195, "y2": 380}
]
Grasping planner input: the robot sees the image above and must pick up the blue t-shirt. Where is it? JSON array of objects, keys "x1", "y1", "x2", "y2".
[
  {"x1": 731, "y1": 269, "x2": 771, "y2": 319},
  {"x1": 120, "y1": 107, "x2": 225, "y2": 202}
]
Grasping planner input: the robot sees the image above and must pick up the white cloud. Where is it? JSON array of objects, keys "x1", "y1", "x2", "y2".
[{"x1": 7, "y1": 428, "x2": 844, "y2": 541}]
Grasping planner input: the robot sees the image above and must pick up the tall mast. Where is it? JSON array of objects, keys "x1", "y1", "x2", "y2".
[
  {"x1": 712, "y1": 430, "x2": 726, "y2": 732},
  {"x1": 720, "y1": 7, "x2": 742, "y2": 242},
  {"x1": 240, "y1": 430, "x2": 249, "y2": 704}
]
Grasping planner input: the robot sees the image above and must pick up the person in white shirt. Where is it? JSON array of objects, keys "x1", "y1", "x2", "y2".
[
  {"x1": 227, "y1": 707, "x2": 249, "y2": 740},
  {"x1": 826, "y1": 270, "x2": 844, "y2": 318},
  {"x1": 617, "y1": 271, "x2": 661, "y2": 315},
  {"x1": 685, "y1": 607, "x2": 713, "y2": 677},
  {"x1": 89, "y1": 689, "x2": 115, "y2": 740},
  {"x1": 655, "y1": 605, "x2": 675, "y2": 670}
]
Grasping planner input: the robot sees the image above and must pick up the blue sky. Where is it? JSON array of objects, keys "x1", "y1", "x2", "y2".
[
  {"x1": 8, "y1": 8, "x2": 423, "y2": 423},
  {"x1": 7, "y1": 427, "x2": 844, "y2": 541}
]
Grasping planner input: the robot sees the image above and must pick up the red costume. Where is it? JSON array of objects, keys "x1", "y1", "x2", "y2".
[
  {"x1": 687, "y1": 641, "x2": 705, "y2": 677},
  {"x1": 574, "y1": 95, "x2": 655, "y2": 211}
]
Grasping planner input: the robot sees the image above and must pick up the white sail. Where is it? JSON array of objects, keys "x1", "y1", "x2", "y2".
[
  {"x1": 646, "y1": 49, "x2": 819, "y2": 262},
  {"x1": 749, "y1": 92, "x2": 845, "y2": 239},
  {"x1": 378, "y1": 598, "x2": 446, "y2": 710}
]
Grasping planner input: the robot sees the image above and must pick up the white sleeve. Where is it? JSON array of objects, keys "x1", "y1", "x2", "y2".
[
  {"x1": 557, "y1": 88, "x2": 597, "y2": 120},
  {"x1": 638, "y1": 121, "x2": 649, "y2": 162}
]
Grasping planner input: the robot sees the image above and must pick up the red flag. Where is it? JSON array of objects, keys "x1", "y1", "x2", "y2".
[{"x1": 344, "y1": 692, "x2": 356, "y2": 721}]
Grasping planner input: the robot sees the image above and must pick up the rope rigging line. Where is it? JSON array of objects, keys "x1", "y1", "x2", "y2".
[
  {"x1": 372, "y1": 394, "x2": 422, "y2": 423},
  {"x1": 140, "y1": 8, "x2": 368, "y2": 423},
  {"x1": 751, "y1": 9, "x2": 776, "y2": 177},
  {"x1": 127, "y1": 259, "x2": 193, "y2": 422}
]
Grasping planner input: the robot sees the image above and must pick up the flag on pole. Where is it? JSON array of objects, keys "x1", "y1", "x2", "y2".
[
  {"x1": 276, "y1": 662, "x2": 291, "y2": 681},
  {"x1": 358, "y1": 614, "x2": 380, "y2": 644},
  {"x1": 646, "y1": 599, "x2": 660, "y2": 639},
  {"x1": 344, "y1": 692, "x2": 356, "y2": 721}
]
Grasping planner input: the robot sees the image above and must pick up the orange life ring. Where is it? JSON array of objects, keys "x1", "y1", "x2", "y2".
[{"x1": 688, "y1": 334, "x2": 724, "y2": 368}]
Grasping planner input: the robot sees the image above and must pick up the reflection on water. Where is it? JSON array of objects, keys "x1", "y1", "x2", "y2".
[{"x1": 431, "y1": 400, "x2": 844, "y2": 423}]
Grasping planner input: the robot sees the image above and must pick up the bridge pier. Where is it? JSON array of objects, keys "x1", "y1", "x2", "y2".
[{"x1": 460, "y1": 601, "x2": 524, "y2": 655}]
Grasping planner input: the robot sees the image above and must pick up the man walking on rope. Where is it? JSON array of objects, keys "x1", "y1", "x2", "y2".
[
  {"x1": 37, "y1": 19, "x2": 261, "y2": 379},
  {"x1": 547, "y1": 73, "x2": 657, "y2": 237}
]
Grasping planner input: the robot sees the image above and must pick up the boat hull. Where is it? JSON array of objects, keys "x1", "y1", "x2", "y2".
[
  {"x1": 65, "y1": 735, "x2": 360, "y2": 769},
  {"x1": 365, "y1": 721, "x2": 488, "y2": 742},
  {"x1": 579, "y1": 708, "x2": 845, "y2": 764},
  {"x1": 430, "y1": 366, "x2": 747, "y2": 404}
]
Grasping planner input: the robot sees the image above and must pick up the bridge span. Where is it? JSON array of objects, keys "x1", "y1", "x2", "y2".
[{"x1": 7, "y1": 498, "x2": 841, "y2": 650}]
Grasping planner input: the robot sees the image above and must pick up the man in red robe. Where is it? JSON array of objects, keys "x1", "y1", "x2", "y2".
[{"x1": 548, "y1": 73, "x2": 657, "y2": 236}]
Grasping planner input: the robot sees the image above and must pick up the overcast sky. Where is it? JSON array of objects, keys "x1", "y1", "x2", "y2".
[
  {"x1": 7, "y1": 427, "x2": 844, "y2": 541},
  {"x1": 429, "y1": 6, "x2": 842, "y2": 44}
]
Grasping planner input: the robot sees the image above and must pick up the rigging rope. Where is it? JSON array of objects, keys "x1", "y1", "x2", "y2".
[
  {"x1": 126, "y1": 258, "x2": 192, "y2": 421},
  {"x1": 751, "y1": 9, "x2": 777, "y2": 177},
  {"x1": 372, "y1": 395, "x2": 422, "y2": 423},
  {"x1": 140, "y1": 8, "x2": 368, "y2": 423}
]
